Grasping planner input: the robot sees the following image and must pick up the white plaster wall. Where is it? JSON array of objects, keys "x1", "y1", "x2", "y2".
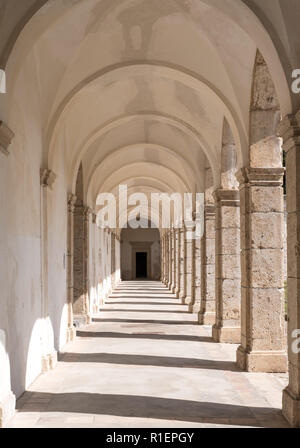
[{"x1": 0, "y1": 52, "x2": 44, "y2": 398}]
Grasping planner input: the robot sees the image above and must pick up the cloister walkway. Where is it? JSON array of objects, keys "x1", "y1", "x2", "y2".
[{"x1": 8, "y1": 281, "x2": 289, "y2": 428}]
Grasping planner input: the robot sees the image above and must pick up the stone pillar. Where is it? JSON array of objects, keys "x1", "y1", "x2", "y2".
[
  {"x1": 199, "y1": 205, "x2": 216, "y2": 324},
  {"x1": 185, "y1": 226, "x2": 195, "y2": 306},
  {"x1": 278, "y1": 113, "x2": 300, "y2": 426},
  {"x1": 236, "y1": 136, "x2": 287, "y2": 372},
  {"x1": 40, "y1": 169, "x2": 57, "y2": 372},
  {"x1": 66, "y1": 193, "x2": 77, "y2": 342},
  {"x1": 73, "y1": 204, "x2": 91, "y2": 325},
  {"x1": 212, "y1": 189, "x2": 241, "y2": 343},
  {"x1": 83, "y1": 206, "x2": 92, "y2": 324},
  {"x1": 168, "y1": 230, "x2": 173, "y2": 290},
  {"x1": 164, "y1": 234, "x2": 169, "y2": 286},
  {"x1": 175, "y1": 229, "x2": 181, "y2": 298},
  {"x1": 111, "y1": 232, "x2": 116, "y2": 290},
  {"x1": 171, "y1": 228, "x2": 176, "y2": 294},
  {"x1": 191, "y1": 232, "x2": 202, "y2": 313},
  {"x1": 179, "y1": 227, "x2": 186, "y2": 303},
  {"x1": 160, "y1": 234, "x2": 164, "y2": 282}
]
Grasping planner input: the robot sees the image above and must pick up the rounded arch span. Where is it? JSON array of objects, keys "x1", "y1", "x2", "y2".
[
  {"x1": 93, "y1": 162, "x2": 190, "y2": 203},
  {"x1": 85, "y1": 143, "x2": 202, "y2": 202},
  {"x1": 60, "y1": 112, "x2": 219, "y2": 195},
  {"x1": 47, "y1": 62, "x2": 247, "y2": 169}
]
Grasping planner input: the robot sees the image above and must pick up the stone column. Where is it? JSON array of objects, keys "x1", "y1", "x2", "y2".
[
  {"x1": 160, "y1": 234, "x2": 164, "y2": 282},
  {"x1": 199, "y1": 205, "x2": 216, "y2": 324},
  {"x1": 164, "y1": 234, "x2": 169, "y2": 286},
  {"x1": 185, "y1": 225, "x2": 195, "y2": 306},
  {"x1": 175, "y1": 229, "x2": 181, "y2": 298},
  {"x1": 83, "y1": 206, "x2": 92, "y2": 323},
  {"x1": 73, "y1": 204, "x2": 91, "y2": 325},
  {"x1": 212, "y1": 189, "x2": 241, "y2": 343},
  {"x1": 168, "y1": 230, "x2": 173, "y2": 290},
  {"x1": 192, "y1": 232, "x2": 202, "y2": 313},
  {"x1": 171, "y1": 228, "x2": 176, "y2": 294},
  {"x1": 236, "y1": 136, "x2": 287, "y2": 372},
  {"x1": 66, "y1": 193, "x2": 77, "y2": 342},
  {"x1": 111, "y1": 231, "x2": 116, "y2": 290},
  {"x1": 279, "y1": 114, "x2": 300, "y2": 426},
  {"x1": 179, "y1": 227, "x2": 186, "y2": 303},
  {"x1": 40, "y1": 169, "x2": 57, "y2": 371}
]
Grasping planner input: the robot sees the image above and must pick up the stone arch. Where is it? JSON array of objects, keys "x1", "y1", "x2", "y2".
[{"x1": 249, "y1": 50, "x2": 281, "y2": 148}]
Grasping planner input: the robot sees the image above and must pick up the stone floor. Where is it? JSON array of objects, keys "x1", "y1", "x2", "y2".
[{"x1": 8, "y1": 281, "x2": 289, "y2": 428}]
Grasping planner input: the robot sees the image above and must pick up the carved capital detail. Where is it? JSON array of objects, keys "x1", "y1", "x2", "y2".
[
  {"x1": 40, "y1": 168, "x2": 56, "y2": 188},
  {"x1": 0, "y1": 121, "x2": 14, "y2": 155}
]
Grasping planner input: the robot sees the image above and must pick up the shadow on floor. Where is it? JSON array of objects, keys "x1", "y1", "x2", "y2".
[
  {"x1": 58, "y1": 352, "x2": 240, "y2": 371},
  {"x1": 92, "y1": 318, "x2": 198, "y2": 325},
  {"x1": 76, "y1": 331, "x2": 214, "y2": 343},
  {"x1": 105, "y1": 301, "x2": 182, "y2": 306},
  {"x1": 101, "y1": 309, "x2": 190, "y2": 314},
  {"x1": 16, "y1": 392, "x2": 288, "y2": 427}
]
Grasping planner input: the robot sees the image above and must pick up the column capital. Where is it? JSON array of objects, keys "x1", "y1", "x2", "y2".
[
  {"x1": 92, "y1": 212, "x2": 97, "y2": 224},
  {"x1": 67, "y1": 193, "x2": 77, "y2": 212},
  {"x1": 204, "y1": 204, "x2": 215, "y2": 216},
  {"x1": 277, "y1": 113, "x2": 300, "y2": 152},
  {"x1": 83, "y1": 206, "x2": 92, "y2": 220},
  {"x1": 40, "y1": 168, "x2": 56, "y2": 189},
  {"x1": 0, "y1": 121, "x2": 14, "y2": 156},
  {"x1": 213, "y1": 188, "x2": 240, "y2": 206},
  {"x1": 236, "y1": 167, "x2": 285, "y2": 188}
]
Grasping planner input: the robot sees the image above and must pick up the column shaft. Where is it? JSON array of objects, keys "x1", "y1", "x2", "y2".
[
  {"x1": 199, "y1": 205, "x2": 216, "y2": 324},
  {"x1": 212, "y1": 189, "x2": 241, "y2": 343}
]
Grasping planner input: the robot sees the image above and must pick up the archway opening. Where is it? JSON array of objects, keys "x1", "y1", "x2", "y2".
[{"x1": 120, "y1": 220, "x2": 161, "y2": 281}]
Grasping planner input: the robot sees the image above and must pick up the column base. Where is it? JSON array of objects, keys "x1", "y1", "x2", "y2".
[
  {"x1": 212, "y1": 325, "x2": 241, "y2": 344},
  {"x1": 41, "y1": 351, "x2": 58, "y2": 373},
  {"x1": 198, "y1": 311, "x2": 215, "y2": 325},
  {"x1": 184, "y1": 295, "x2": 193, "y2": 305},
  {"x1": 282, "y1": 386, "x2": 300, "y2": 427},
  {"x1": 73, "y1": 314, "x2": 91, "y2": 327},
  {"x1": 189, "y1": 302, "x2": 201, "y2": 313},
  {"x1": 171, "y1": 285, "x2": 176, "y2": 294},
  {"x1": 168, "y1": 282, "x2": 172, "y2": 290},
  {"x1": 175, "y1": 288, "x2": 180, "y2": 299},
  {"x1": 66, "y1": 326, "x2": 76, "y2": 343},
  {"x1": 236, "y1": 345, "x2": 287, "y2": 372},
  {"x1": 0, "y1": 392, "x2": 16, "y2": 428},
  {"x1": 179, "y1": 292, "x2": 186, "y2": 304}
]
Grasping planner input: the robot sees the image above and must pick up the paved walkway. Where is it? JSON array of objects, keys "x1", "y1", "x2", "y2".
[{"x1": 8, "y1": 281, "x2": 289, "y2": 428}]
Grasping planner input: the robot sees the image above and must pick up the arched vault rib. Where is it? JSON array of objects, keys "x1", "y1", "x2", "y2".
[
  {"x1": 93, "y1": 162, "x2": 190, "y2": 202},
  {"x1": 47, "y1": 62, "x2": 247, "y2": 169},
  {"x1": 64, "y1": 112, "x2": 218, "y2": 194},
  {"x1": 85, "y1": 143, "x2": 202, "y2": 202},
  {"x1": 91, "y1": 177, "x2": 176, "y2": 208}
]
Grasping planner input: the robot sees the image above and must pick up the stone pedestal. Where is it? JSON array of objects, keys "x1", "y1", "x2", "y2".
[
  {"x1": 212, "y1": 189, "x2": 241, "y2": 343},
  {"x1": 179, "y1": 228, "x2": 186, "y2": 303},
  {"x1": 199, "y1": 205, "x2": 216, "y2": 324},
  {"x1": 279, "y1": 114, "x2": 300, "y2": 426},
  {"x1": 236, "y1": 136, "x2": 287, "y2": 373}
]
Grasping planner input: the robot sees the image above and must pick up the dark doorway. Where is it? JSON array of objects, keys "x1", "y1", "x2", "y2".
[{"x1": 136, "y1": 252, "x2": 147, "y2": 278}]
